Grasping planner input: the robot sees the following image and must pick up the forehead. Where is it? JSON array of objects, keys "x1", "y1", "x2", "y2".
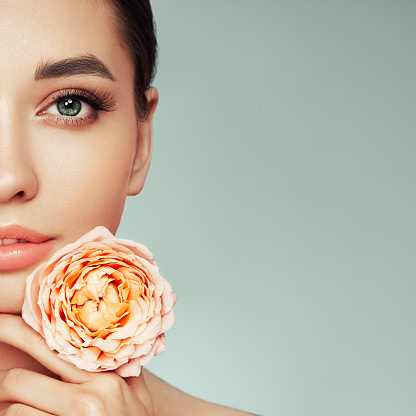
[{"x1": 0, "y1": 0, "x2": 132, "y2": 87}]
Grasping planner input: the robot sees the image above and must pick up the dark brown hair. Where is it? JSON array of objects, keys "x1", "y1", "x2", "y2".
[{"x1": 107, "y1": 0, "x2": 158, "y2": 120}]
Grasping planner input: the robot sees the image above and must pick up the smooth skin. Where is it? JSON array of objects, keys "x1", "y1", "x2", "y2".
[{"x1": 0, "y1": 1, "x2": 254, "y2": 415}]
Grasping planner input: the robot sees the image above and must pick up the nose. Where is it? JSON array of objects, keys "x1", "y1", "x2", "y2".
[{"x1": 0, "y1": 126, "x2": 38, "y2": 204}]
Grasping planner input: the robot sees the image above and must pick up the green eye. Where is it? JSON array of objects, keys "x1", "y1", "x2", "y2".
[{"x1": 57, "y1": 98, "x2": 82, "y2": 117}]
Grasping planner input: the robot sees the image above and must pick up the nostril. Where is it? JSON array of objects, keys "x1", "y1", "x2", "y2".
[{"x1": 0, "y1": 166, "x2": 39, "y2": 203}]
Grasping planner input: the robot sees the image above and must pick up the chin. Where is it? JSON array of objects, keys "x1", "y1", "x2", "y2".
[{"x1": 0, "y1": 271, "x2": 27, "y2": 315}]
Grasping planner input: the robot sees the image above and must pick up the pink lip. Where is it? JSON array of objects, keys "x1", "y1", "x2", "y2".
[{"x1": 0, "y1": 225, "x2": 55, "y2": 271}]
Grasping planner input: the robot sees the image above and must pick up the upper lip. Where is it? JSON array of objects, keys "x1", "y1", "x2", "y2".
[{"x1": 0, "y1": 225, "x2": 53, "y2": 243}]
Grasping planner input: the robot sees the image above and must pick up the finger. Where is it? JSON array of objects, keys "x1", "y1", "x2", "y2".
[
  {"x1": 0, "y1": 403, "x2": 53, "y2": 416},
  {"x1": 0, "y1": 314, "x2": 89, "y2": 384},
  {"x1": 126, "y1": 371, "x2": 153, "y2": 414},
  {"x1": 0, "y1": 368, "x2": 73, "y2": 416}
]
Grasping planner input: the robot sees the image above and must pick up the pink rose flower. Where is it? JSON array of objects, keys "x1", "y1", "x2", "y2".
[{"x1": 22, "y1": 226, "x2": 177, "y2": 377}]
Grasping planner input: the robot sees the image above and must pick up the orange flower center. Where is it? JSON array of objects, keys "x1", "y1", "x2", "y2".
[{"x1": 69, "y1": 266, "x2": 131, "y2": 332}]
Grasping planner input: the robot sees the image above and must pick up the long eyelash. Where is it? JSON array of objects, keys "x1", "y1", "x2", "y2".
[{"x1": 50, "y1": 86, "x2": 117, "y2": 113}]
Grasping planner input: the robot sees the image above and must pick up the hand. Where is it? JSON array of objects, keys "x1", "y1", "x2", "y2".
[{"x1": 0, "y1": 313, "x2": 154, "y2": 415}]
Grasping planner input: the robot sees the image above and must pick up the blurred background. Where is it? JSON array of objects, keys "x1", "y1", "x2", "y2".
[{"x1": 118, "y1": 1, "x2": 416, "y2": 415}]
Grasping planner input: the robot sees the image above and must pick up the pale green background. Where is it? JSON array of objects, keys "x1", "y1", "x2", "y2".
[{"x1": 118, "y1": 1, "x2": 416, "y2": 415}]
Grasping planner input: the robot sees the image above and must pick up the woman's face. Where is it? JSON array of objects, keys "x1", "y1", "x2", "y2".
[{"x1": 0, "y1": 0, "x2": 157, "y2": 313}]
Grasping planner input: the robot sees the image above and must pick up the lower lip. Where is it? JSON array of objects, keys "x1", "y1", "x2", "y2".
[{"x1": 0, "y1": 240, "x2": 55, "y2": 271}]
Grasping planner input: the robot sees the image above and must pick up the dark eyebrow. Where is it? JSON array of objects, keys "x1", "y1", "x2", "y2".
[{"x1": 34, "y1": 53, "x2": 116, "y2": 81}]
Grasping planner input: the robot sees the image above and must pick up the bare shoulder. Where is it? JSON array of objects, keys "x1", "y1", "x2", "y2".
[{"x1": 141, "y1": 369, "x2": 258, "y2": 416}]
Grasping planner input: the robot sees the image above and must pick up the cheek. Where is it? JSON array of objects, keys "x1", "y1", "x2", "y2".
[{"x1": 38, "y1": 133, "x2": 136, "y2": 236}]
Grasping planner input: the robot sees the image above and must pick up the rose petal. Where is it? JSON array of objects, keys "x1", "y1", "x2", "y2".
[{"x1": 114, "y1": 357, "x2": 142, "y2": 377}]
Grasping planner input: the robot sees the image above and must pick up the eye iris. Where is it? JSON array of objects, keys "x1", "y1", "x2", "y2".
[{"x1": 57, "y1": 98, "x2": 82, "y2": 117}]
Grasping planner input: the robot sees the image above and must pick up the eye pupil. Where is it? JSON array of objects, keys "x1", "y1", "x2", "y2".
[{"x1": 57, "y1": 98, "x2": 82, "y2": 117}]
